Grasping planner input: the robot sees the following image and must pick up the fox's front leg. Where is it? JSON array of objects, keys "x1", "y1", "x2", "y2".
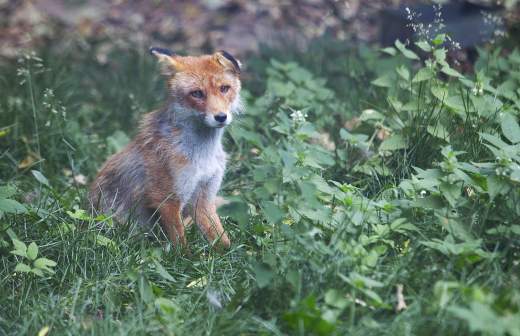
[
  {"x1": 193, "y1": 191, "x2": 230, "y2": 249},
  {"x1": 158, "y1": 201, "x2": 187, "y2": 248}
]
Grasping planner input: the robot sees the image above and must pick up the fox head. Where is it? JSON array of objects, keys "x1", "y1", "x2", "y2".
[{"x1": 150, "y1": 47, "x2": 242, "y2": 128}]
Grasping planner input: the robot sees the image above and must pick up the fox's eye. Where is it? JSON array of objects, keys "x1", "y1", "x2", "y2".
[
  {"x1": 190, "y1": 90, "x2": 204, "y2": 99},
  {"x1": 220, "y1": 85, "x2": 231, "y2": 94}
]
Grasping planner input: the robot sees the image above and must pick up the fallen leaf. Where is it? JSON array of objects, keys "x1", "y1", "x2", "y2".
[
  {"x1": 186, "y1": 276, "x2": 207, "y2": 288},
  {"x1": 37, "y1": 326, "x2": 50, "y2": 336},
  {"x1": 18, "y1": 153, "x2": 39, "y2": 169}
]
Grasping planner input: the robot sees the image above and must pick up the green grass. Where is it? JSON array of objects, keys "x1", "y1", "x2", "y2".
[{"x1": 1, "y1": 36, "x2": 520, "y2": 335}]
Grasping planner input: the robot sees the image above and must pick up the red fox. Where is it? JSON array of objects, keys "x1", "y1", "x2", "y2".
[{"x1": 89, "y1": 48, "x2": 242, "y2": 249}]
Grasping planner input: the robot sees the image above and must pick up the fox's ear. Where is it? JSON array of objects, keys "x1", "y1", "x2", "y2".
[
  {"x1": 215, "y1": 50, "x2": 241, "y2": 74},
  {"x1": 149, "y1": 47, "x2": 182, "y2": 75}
]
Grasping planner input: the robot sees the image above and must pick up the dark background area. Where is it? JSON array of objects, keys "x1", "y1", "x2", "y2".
[{"x1": 1, "y1": 0, "x2": 519, "y2": 61}]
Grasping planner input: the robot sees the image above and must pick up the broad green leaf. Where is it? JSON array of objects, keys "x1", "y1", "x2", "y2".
[
  {"x1": 390, "y1": 218, "x2": 419, "y2": 232},
  {"x1": 347, "y1": 272, "x2": 384, "y2": 288},
  {"x1": 31, "y1": 170, "x2": 49, "y2": 186},
  {"x1": 0, "y1": 185, "x2": 16, "y2": 199},
  {"x1": 415, "y1": 41, "x2": 432, "y2": 52},
  {"x1": 396, "y1": 65, "x2": 410, "y2": 81},
  {"x1": 421, "y1": 238, "x2": 487, "y2": 258},
  {"x1": 155, "y1": 298, "x2": 178, "y2": 315},
  {"x1": 324, "y1": 289, "x2": 349, "y2": 309},
  {"x1": 12, "y1": 239, "x2": 27, "y2": 254},
  {"x1": 380, "y1": 134, "x2": 407, "y2": 151},
  {"x1": 444, "y1": 96, "x2": 466, "y2": 115},
  {"x1": 0, "y1": 198, "x2": 27, "y2": 214},
  {"x1": 439, "y1": 216, "x2": 474, "y2": 242},
  {"x1": 388, "y1": 96, "x2": 404, "y2": 113},
  {"x1": 434, "y1": 48, "x2": 447, "y2": 63},
  {"x1": 34, "y1": 258, "x2": 57, "y2": 268},
  {"x1": 413, "y1": 195, "x2": 444, "y2": 209},
  {"x1": 15, "y1": 263, "x2": 32, "y2": 273},
  {"x1": 381, "y1": 47, "x2": 396, "y2": 56},
  {"x1": 309, "y1": 175, "x2": 336, "y2": 196},
  {"x1": 363, "y1": 288, "x2": 384, "y2": 306},
  {"x1": 10, "y1": 250, "x2": 27, "y2": 257},
  {"x1": 371, "y1": 74, "x2": 393, "y2": 88},
  {"x1": 427, "y1": 124, "x2": 450, "y2": 141},
  {"x1": 153, "y1": 260, "x2": 175, "y2": 282},
  {"x1": 511, "y1": 167, "x2": 520, "y2": 182},
  {"x1": 487, "y1": 175, "x2": 510, "y2": 199},
  {"x1": 441, "y1": 66, "x2": 463, "y2": 78},
  {"x1": 229, "y1": 127, "x2": 263, "y2": 147},
  {"x1": 412, "y1": 68, "x2": 434, "y2": 83},
  {"x1": 252, "y1": 261, "x2": 273, "y2": 288},
  {"x1": 501, "y1": 113, "x2": 520, "y2": 143},
  {"x1": 480, "y1": 133, "x2": 510, "y2": 149},
  {"x1": 302, "y1": 147, "x2": 334, "y2": 169},
  {"x1": 471, "y1": 95, "x2": 502, "y2": 117},
  {"x1": 31, "y1": 268, "x2": 45, "y2": 277},
  {"x1": 66, "y1": 209, "x2": 92, "y2": 221},
  {"x1": 432, "y1": 34, "x2": 446, "y2": 45},
  {"x1": 431, "y1": 85, "x2": 449, "y2": 101},
  {"x1": 359, "y1": 109, "x2": 385, "y2": 121},
  {"x1": 261, "y1": 201, "x2": 284, "y2": 224},
  {"x1": 27, "y1": 242, "x2": 38, "y2": 260},
  {"x1": 395, "y1": 40, "x2": 419, "y2": 60}
]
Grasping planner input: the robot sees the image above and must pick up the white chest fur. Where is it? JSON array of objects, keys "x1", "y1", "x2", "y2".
[{"x1": 172, "y1": 127, "x2": 227, "y2": 208}]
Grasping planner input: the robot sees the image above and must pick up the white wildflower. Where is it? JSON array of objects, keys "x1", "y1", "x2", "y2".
[
  {"x1": 74, "y1": 174, "x2": 87, "y2": 186},
  {"x1": 290, "y1": 109, "x2": 307, "y2": 126},
  {"x1": 472, "y1": 82, "x2": 484, "y2": 96}
]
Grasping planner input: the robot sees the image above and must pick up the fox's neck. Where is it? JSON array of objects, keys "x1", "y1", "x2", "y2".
[{"x1": 156, "y1": 104, "x2": 224, "y2": 159}]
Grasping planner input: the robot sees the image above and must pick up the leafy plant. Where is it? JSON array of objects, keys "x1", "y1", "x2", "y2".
[
  {"x1": 0, "y1": 185, "x2": 27, "y2": 217},
  {"x1": 10, "y1": 239, "x2": 57, "y2": 277}
]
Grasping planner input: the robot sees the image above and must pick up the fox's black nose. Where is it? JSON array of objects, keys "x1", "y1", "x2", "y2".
[{"x1": 214, "y1": 113, "x2": 227, "y2": 123}]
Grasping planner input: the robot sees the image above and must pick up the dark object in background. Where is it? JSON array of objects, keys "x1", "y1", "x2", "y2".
[{"x1": 380, "y1": 1, "x2": 502, "y2": 48}]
